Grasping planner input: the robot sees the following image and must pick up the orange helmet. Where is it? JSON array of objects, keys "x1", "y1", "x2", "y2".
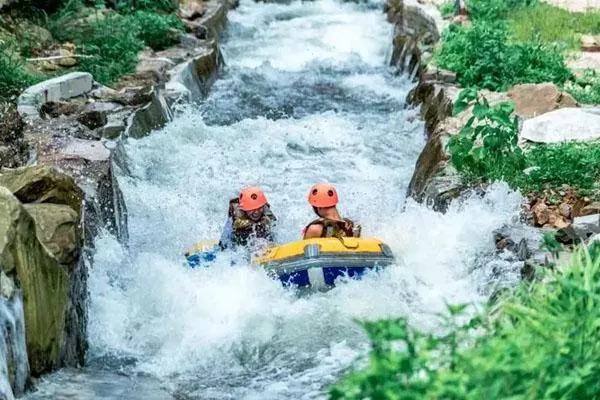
[
  {"x1": 308, "y1": 183, "x2": 338, "y2": 208},
  {"x1": 239, "y1": 186, "x2": 268, "y2": 211}
]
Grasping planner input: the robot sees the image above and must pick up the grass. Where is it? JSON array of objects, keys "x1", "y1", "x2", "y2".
[
  {"x1": 566, "y1": 69, "x2": 600, "y2": 104},
  {"x1": 509, "y1": 2, "x2": 600, "y2": 50},
  {"x1": 0, "y1": 39, "x2": 40, "y2": 101},
  {"x1": 519, "y1": 142, "x2": 600, "y2": 196},
  {"x1": 330, "y1": 242, "x2": 600, "y2": 399}
]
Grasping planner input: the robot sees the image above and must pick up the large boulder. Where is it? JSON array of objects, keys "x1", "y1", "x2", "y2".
[
  {"x1": 24, "y1": 204, "x2": 81, "y2": 266},
  {"x1": 0, "y1": 165, "x2": 83, "y2": 216},
  {"x1": 520, "y1": 108, "x2": 600, "y2": 143},
  {"x1": 507, "y1": 83, "x2": 578, "y2": 119},
  {"x1": 0, "y1": 187, "x2": 69, "y2": 376},
  {"x1": 407, "y1": 82, "x2": 467, "y2": 210}
]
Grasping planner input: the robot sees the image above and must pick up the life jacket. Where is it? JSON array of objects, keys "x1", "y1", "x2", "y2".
[
  {"x1": 228, "y1": 198, "x2": 277, "y2": 246},
  {"x1": 303, "y1": 217, "x2": 360, "y2": 239}
]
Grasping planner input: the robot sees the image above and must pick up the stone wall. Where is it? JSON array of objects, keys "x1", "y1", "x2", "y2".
[{"x1": 0, "y1": 0, "x2": 236, "y2": 394}]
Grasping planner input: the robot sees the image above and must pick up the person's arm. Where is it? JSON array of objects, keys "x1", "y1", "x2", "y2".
[
  {"x1": 303, "y1": 224, "x2": 323, "y2": 239},
  {"x1": 218, "y1": 217, "x2": 234, "y2": 249}
]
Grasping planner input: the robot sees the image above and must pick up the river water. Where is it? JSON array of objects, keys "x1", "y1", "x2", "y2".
[{"x1": 24, "y1": 0, "x2": 524, "y2": 398}]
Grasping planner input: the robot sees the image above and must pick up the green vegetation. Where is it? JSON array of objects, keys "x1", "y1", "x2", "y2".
[
  {"x1": 0, "y1": 39, "x2": 39, "y2": 100},
  {"x1": 331, "y1": 242, "x2": 600, "y2": 399},
  {"x1": 465, "y1": 0, "x2": 535, "y2": 21},
  {"x1": 0, "y1": 0, "x2": 184, "y2": 95},
  {"x1": 446, "y1": 89, "x2": 600, "y2": 197},
  {"x1": 436, "y1": 21, "x2": 572, "y2": 91},
  {"x1": 435, "y1": 0, "x2": 600, "y2": 104},
  {"x1": 47, "y1": 0, "x2": 184, "y2": 84},
  {"x1": 439, "y1": 1, "x2": 456, "y2": 18},
  {"x1": 509, "y1": 2, "x2": 600, "y2": 49}
]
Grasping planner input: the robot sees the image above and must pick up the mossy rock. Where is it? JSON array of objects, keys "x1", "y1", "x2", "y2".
[
  {"x1": 0, "y1": 165, "x2": 83, "y2": 216},
  {"x1": 0, "y1": 186, "x2": 69, "y2": 376}
]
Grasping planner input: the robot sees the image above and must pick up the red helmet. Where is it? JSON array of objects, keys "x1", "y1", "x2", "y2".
[
  {"x1": 239, "y1": 187, "x2": 268, "y2": 211},
  {"x1": 308, "y1": 183, "x2": 338, "y2": 208}
]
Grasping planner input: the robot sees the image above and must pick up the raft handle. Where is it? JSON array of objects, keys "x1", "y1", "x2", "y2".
[{"x1": 304, "y1": 244, "x2": 321, "y2": 258}]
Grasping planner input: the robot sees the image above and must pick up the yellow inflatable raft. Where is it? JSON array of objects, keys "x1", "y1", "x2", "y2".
[{"x1": 185, "y1": 237, "x2": 395, "y2": 288}]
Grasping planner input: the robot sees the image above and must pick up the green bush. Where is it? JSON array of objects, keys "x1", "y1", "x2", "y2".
[
  {"x1": 0, "y1": 40, "x2": 38, "y2": 100},
  {"x1": 436, "y1": 21, "x2": 572, "y2": 91},
  {"x1": 448, "y1": 88, "x2": 525, "y2": 182},
  {"x1": 330, "y1": 244, "x2": 600, "y2": 399},
  {"x1": 127, "y1": 10, "x2": 183, "y2": 50}
]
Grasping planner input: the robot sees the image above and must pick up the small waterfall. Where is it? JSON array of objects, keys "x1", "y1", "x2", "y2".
[{"x1": 0, "y1": 290, "x2": 29, "y2": 400}]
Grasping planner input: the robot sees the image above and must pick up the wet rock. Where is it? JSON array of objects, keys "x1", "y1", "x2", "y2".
[
  {"x1": 76, "y1": 102, "x2": 120, "y2": 130},
  {"x1": 24, "y1": 203, "x2": 81, "y2": 266},
  {"x1": 178, "y1": 32, "x2": 206, "y2": 49},
  {"x1": 0, "y1": 187, "x2": 69, "y2": 376},
  {"x1": 166, "y1": 41, "x2": 223, "y2": 103},
  {"x1": 0, "y1": 269, "x2": 15, "y2": 300},
  {"x1": 387, "y1": 0, "x2": 445, "y2": 76},
  {"x1": 520, "y1": 108, "x2": 600, "y2": 143},
  {"x1": 422, "y1": 65, "x2": 456, "y2": 83},
  {"x1": 125, "y1": 86, "x2": 172, "y2": 139},
  {"x1": 507, "y1": 83, "x2": 578, "y2": 119},
  {"x1": 198, "y1": 0, "x2": 229, "y2": 39},
  {"x1": 101, "y1": 110, "x2": 130, "y2": 139},
  {"x1": 0, "y1": 165, "x2": 83, "y2": 216}
]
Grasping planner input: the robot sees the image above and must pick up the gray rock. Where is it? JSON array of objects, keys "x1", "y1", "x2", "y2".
[
  {"x1": 573, "y1": 214, "x2": 600, "y2": 240},
  {"x1": 18, "y1": 72, "x2": 94, "y2": 124},
  {"x1": 101, "y1": 110, "x2": 131, "y2": 139},
  {"x1": 520, "y1": 108, "x2": 600, "y2": 143}
]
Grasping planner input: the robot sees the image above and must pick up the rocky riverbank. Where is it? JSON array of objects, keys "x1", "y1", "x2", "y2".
[
  {"x1": 0, "y1": 0, "x2": 234, "y2": 396},
  {"x1": 388, "y1": 0, "x2": 600, "y2": 269}
]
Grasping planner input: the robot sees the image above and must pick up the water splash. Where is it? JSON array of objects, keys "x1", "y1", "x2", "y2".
[{"x1": 0, "y1": 291, "x2": 29, "y2": 400}]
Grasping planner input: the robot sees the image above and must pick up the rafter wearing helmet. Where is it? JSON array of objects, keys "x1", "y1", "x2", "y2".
[{"x1": 302, "y1": 183, "x2": 361, "y2": 240}]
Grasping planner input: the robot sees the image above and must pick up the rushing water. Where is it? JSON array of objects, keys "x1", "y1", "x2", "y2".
[
  {"x1": 0, "y1": 291, "x2": 28, "y2": 400},
  {"x1": 25, "y1": 0, "x2": 524, "y2": 398}
]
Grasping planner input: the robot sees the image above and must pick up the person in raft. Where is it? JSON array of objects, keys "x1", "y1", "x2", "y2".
[
  {"x1": 219, "y1": 186, "x2": 277, "y2": 250},
  {"x1": 302, "y1": 183, "x2": 361, "y2": 239}
]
